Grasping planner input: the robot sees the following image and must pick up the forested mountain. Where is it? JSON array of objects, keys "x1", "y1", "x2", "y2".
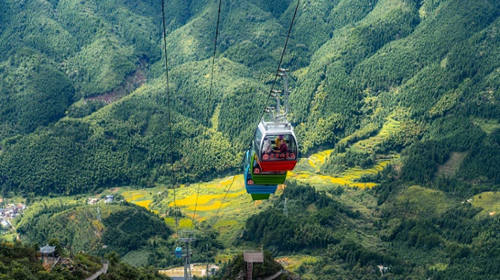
[
  {"x1": 0, "y1": 0, "x2": 498, "y2": 196},
  {"x1": 1, "y1": 0, "x2": 500, "y2": 279},
  {"x1": 0, "y1": 241, "x2": 169, "y2": 280}
]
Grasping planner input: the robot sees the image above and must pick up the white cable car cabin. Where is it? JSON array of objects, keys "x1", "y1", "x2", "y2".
[{"x1": 253, "y1": 120, "x2": 298, "y2": 172}]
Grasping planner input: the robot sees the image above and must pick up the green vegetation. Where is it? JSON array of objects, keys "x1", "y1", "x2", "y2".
[
  {"x1": 15, "y1": 199, "x2": 172, "y2": 262},
  {"x1": 0, "y1": 0, "x2": 499, "y2": 199},
  {"x1": 220, "y1": 251, "x2": 289, "y2": 280},
  {"x1": 242, "y1": 182, "x2": 358, "y2": 253},
  {"x1": 0, "y1": 241, "x2": 168, "y2": 280},
  {"x1": 1, "y1": 0, "x2": 500, "y2": 278}
]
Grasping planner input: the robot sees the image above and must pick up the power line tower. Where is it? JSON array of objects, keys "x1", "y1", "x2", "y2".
[{"x1": 178, "y1": 231, "x2": 196, "y2": 280}]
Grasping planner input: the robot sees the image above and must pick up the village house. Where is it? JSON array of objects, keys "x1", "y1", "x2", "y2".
[
  {"x1": 105, "y1": 195, "x2": 114, "y2": 203},
  {"x1": 1, "y1": 220, "x2": 10, "y2": 228},
  {"x1": 88, "y1": 198, "x2": 99, "y2": 205}
]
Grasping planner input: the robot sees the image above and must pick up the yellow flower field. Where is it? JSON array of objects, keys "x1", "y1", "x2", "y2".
[
  {"x1": 186, "y1": 201, "x2": 229, "y2": 211},
  {"x1": 169, "y1": 190, "x2": 246, "y2": 207},
  {"x1": 135, "y1": 200, "x2": 152, "y2": 209}
]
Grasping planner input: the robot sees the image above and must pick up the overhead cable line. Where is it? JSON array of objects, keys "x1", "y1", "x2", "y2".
[
  {"x1": 259, "y1": 0, "x2": 300, "y2": 123},
  {"x1": 161, "y1": 0, "x2": 179, "y2": 233},
  {"x1": 211, "y1": 0, "x2": 301, "y2": 226},
  {"x1": 191, "y1": 0, "x2": 224, "y2": 227}
]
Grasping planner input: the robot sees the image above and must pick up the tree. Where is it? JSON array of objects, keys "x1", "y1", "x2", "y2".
[{"x1": 105, "y1": 251, "x2": 121, "y2": 266}]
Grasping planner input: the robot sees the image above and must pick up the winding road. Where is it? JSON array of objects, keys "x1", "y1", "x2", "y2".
[{"x1": 84, "y1": 263, "x2": 108, "y2": 280}]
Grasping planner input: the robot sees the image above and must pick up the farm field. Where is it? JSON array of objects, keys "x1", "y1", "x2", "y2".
[
  {"x1": 116, "y1": 118, "x2": 402, "y2": 266},
  {"x1": 120, "y1": 147, "x2": 390, "y2": 230},
  {"x1": 117, "y1": 140, "x2": 397, "y2": 257}
]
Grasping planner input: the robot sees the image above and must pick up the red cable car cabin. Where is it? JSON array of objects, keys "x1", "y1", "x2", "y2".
[{"x1": 253, "y1": 120, "x2": 298, "y2": 172}]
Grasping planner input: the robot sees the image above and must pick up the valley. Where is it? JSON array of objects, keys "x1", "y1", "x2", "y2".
[{"x1": 1, "y1": 0, "x2": 500, "y2": 279}]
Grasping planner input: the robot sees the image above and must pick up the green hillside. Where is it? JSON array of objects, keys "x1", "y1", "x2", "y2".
[
  {"x1": 15, "y1": 199, "x2": 172, "y2": 258},
  {"x1": 1, "y1": 0, "x2": 500, "y2": 279},
  {"x1": 0, "y1": 241, "x2": 169, "y2": 280},
  {"x1": 0, "y1": 0, "x2": 499, "y2": 196}
]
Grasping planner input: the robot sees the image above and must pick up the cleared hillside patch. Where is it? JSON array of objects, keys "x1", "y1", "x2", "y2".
[
  {"x1": 437, "y1": 152, "x2": 467, "y2": 178},
  {"x1": 122, "y1": 250, "x2": 151, "y2": 267},
  {"x1": 387, "y1": 185, "x2": 451, "y2": 217},
  {"x1": 471, "y1": 192, "x2": 500, "y2": 217},
  {"x1": 473, "y1": 118, "x2": 500, "y2": 134}
]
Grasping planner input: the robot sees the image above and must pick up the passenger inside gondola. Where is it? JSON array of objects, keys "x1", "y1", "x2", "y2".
[
  {"x1": 253, "y1": 153, "x2": 286, "y2": 174},
  {"x1": 263, "y1": 137, "x2": 272, "y2": 154},
  {"x1": 274, "y1": 135, "x2": 284, "y2": 151},
  {"x1": 279, "y1": 137, "x2": 288, "y2": 153},
  {"x1": 258, "y1": 133, "x2": 297, "y2": 162}
]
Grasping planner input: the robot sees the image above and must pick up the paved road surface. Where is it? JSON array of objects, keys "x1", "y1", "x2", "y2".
[
  {"x1": 262, "y1": 269, "x2": 283, "y2": 280},
  {"x1": 85, "y1": 263, "x2": 108, "y2": 280}
]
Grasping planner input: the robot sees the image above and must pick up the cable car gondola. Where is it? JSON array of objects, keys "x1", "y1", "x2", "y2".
[
  {"x1": 253, "y1": 121, "x2": 298, "y2": 172},
  {"x1": 175, "y1": 247, "x2": 182, "y2": 258},
  {"x1": 244, "y1": 150, "x2": 279, "y2": 200},
  {"x1": 242, "y1": 68, "x2": 298, "y2": 200},
  {"x1": 253, "y1": 68, "x2": 298, "y2": 172},
  {"x1": 249, "y1": 150, "x2": 287, "y2": 185}
]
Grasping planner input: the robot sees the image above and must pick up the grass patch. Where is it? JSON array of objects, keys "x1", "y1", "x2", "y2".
[
  {"x1": 169, "y1": 190, "x2": 246, "y2": 208},
  {"x1": 0, "y1": 234, "x2": 15, "y2": 242},
  {"x1": 389, "y1": 185, "x2": 451, "y2": 217},
  {"x1": 121, "y1": 250, "x2": 151, "y2": 267},
  {"x1": 308, "y1": 149, "x2": 334, "y2": 168},
  {"x1": 187, "y1": 201, "x2": 229, "y2": 211},
  {"x1": 429, "y1": 263, "x2": 448, "y2": 271},
  {"x1": 213, "y1": 219, "x2": 239, "y2": 229},
  {"x1": 352, "y1": 117, "x2": 400, "y2": 152},
  {"x1": 276, "y1": 255, "x2": 320, "y2": 272},
  {"x1": 437, "y1": 152, "x2": 467, "y2": 178},
  {"x1": 179, "y1": 218, "x2": 193, "y2": 228},
  {"x1": 471, "y1": 192, "x2": 500, "y2": 216},
  {"x1": 473, "y1": 118, "x2": 500, "y2": 134},
  {"x1": 164, "y1": 217, "x2": 176, "y2": 227},
  {"x1": 135, "y1": 200, "x2": 152, "y2": 209}
]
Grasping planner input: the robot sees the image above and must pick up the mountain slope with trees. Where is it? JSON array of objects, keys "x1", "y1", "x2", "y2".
[
  {"x1": 0, "y1": 0, "x2": 498, "y2": 196},
  {"x1": 1, "y1": 1, "x2": 500, "y2": 278}
]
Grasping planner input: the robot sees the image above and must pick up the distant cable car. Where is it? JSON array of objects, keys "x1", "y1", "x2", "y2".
[
  {"x1": 244, "y1": 151, "x2": 278, "y2": 200},
  {"x1": 175, "y1": 247, "x2": 182, "y2": 258},
  {"x1": 253, "y1": 68, "x2": 298, "y2": 172}
]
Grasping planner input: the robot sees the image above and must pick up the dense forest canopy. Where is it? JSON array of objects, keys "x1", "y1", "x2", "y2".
[
  {"x1": 0, "y1": 0, "x2": 498, "y2": 196},
  {"x1": 1, "y1": 0, "x2": 500, "y2": 279}
]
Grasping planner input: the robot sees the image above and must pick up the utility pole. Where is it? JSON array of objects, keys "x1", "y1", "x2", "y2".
[
  {"x1": 178, "y1": 231, "x2": 196, "y2": 280},
  {"x1": 206, "y1": 243, "x2": 209, "y2": 280}
]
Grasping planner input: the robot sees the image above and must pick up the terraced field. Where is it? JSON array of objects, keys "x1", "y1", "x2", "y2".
[
  {"x1": 352, "y1": 117, "x2": 400, "y2": 153},
  {"x1": 118, "y1": 118, "x2": 402, "y2": 264}
]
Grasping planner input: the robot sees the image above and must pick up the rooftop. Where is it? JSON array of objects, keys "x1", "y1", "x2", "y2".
[{"x1": 40, "y1": 244, "x2": 56, "y2": 254}]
